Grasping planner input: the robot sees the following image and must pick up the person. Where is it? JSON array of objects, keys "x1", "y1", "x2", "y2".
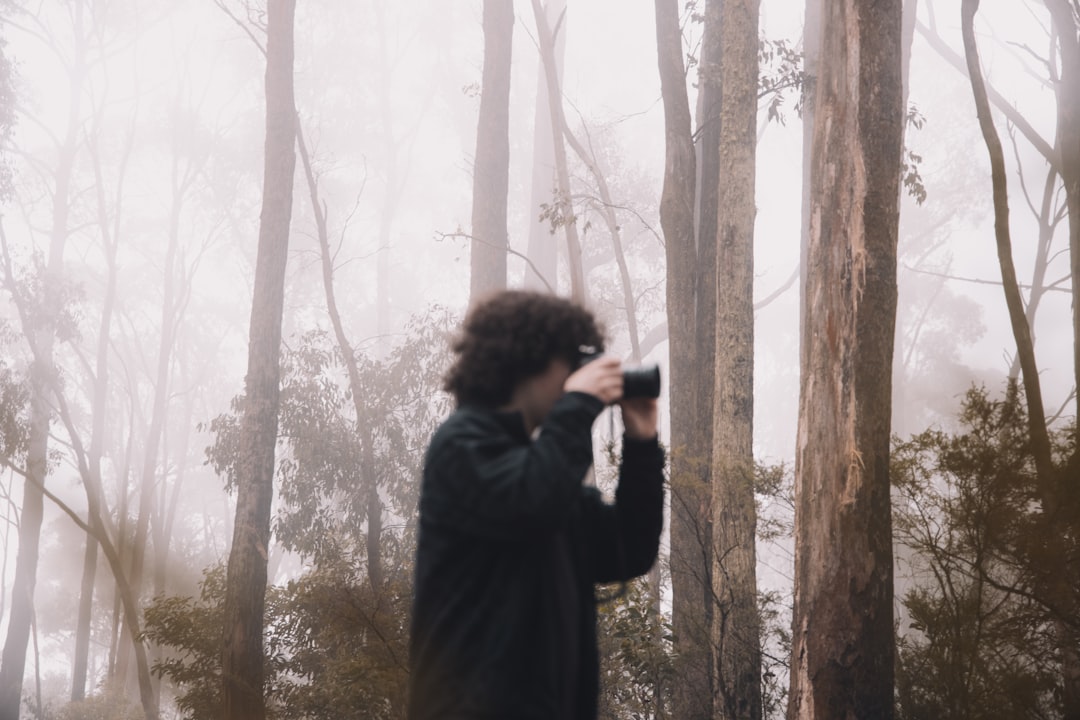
[{"x1": 407, "y1": 290, "x2": 665, "y2": 720}]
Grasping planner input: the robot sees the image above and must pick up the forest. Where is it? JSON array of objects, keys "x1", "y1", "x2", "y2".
[{"x1": 0, "y1": 0, "x2": 1077, "y2": 719}]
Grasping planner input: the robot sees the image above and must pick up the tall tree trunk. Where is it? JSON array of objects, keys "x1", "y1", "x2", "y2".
[
  {"x1": 1045, "y1": 0, "x2": 1080, "y2": 447},
  {"x1": 531, "y1": 0, "x2": 585, "y2": 302},
  {"x1": 524, "y1": 0, "x2": 565, "y2": 293},
  {"x1": 799, "y1": 0, "x2": 820, "y2": 355},
  {"x1": 469, "y1": 0, "x2": 513, "y2": 301},
  {"x1": 787, "y1": 1, "x2": 903, "y2": 718},
  {"x1": 654, "y1": 1, "x2": 714, "y2": 717},
  {"x1": 712, "y1": 1, "x2": 761, "y2": 718},
  {"x1": 0, "y1": 5, "x2": 85, "y2": 716},
  {"x1": 1045, "y1": 4, "x2": 1080, "y2": 715},
  {"x1": 221, "y1": 1, "x2": 297, "y2": 718}
]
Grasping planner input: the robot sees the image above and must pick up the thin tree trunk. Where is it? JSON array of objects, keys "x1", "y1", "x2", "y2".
[
  {"x1": 531, "y1": 0, "x2": 585, "y2": 302},
  {"x1": 788, "y1": 1, "x2": 903, "y2": 718},
  {"x1": 712, "y1": 1, "x2": 761, "y2": 718},
  {"x1": 524, "y1": 0, "x2": 565, "y2": 293},
  {"x1": 221, "y1": 1, "x2": 297, "y2": 718},
  {"x1": 297, "y1": 123, "x2": 385, "y2": 589},
  {"x1": 469, "y1": 0, "x2": 512, "y2": 301},
  {"x1": 654, "y1": 0, "x2": 713, "y2": 717}
]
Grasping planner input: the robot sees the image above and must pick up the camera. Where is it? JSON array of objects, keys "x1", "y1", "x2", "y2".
[{"x1": 576, "y1": 347, "x2": 661, "y2": 400}]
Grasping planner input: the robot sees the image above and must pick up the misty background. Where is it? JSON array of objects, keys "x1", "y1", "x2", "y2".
[{"x1": 0, "y1": 0, "x2": 1075, "y2": 718}]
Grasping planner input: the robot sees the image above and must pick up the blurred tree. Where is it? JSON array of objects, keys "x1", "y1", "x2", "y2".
[
  {"x1": 524, "y1": 0, "x2": 565, "y2": 292},
  {"x1": 787, "y1": 2, "x2": 903, "y2": 719},
  {"x1": 468, "y1": 0, "x2": 512, "y2": 301},
  {"x1": 220, "y1": 1, "x2": 296, "y2": 718},
  {"x1": 0, "y1": 2, "x2": 84, "y2": 717},
  {"x1": 532, "y1": 0, "x2": 586, "y2": 302}
]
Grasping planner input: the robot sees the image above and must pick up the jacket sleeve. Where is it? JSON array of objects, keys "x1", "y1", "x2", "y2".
[
  {"x1": 585, "y1": 435, "x2": 666, "y2": 584},
  {"x1": 421, "y1": 392, "x2": 604, "y2": 539}
]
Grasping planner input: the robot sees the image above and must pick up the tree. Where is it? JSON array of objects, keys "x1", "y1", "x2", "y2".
[
  {"x1": 0, "y1": 2, "x2": 85, "y2": 716},
  {"x1": 961, "y1": 2, "x2": 1080, "y2": 714},
  {"x1": 531, "y1": 0, "x2": 585, "y2": 301},
  {"x1": 1043, "y1": 0, "x2": 1079, "y2": 443},
  {"x1": 892, "y1": 383, "x2": 1071, "y2": 720},
  {"x1": 787, "y1": 1, "x2": 903, "y2": 718},
  {"x1": 653, "y1": 1, "x2": 712, "y2": 715},
  {"x1": 469, "y1": 0, "x2": 512, "y2": 301},
  {"x1": 220, "y1": 1, "x2": 297, "y2": 718},
  {"x1": 711, "y1": 0, "x2": 761, "y2": 717},
  {"x1": 523, "y1": 0, "x2": 566, "y2": 292}
]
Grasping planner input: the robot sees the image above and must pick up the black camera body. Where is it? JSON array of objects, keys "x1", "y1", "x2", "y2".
[{"x1": 576, "y1": 348, "x2": 661, "y2": 400}]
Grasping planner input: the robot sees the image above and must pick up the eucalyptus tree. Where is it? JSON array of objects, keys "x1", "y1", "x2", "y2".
[
  {"x1": 711, "y1": 0, "x2": 762, "y2": 716},
  {"x1": 787, "y1": 1, "x2": 904, "y2": 718},
  {"x1": 220, "y1": 1, "x2": 297, "y2": 718},
  {"x1": 654, "y1": 1, "x2": 713, "y2": 712}
]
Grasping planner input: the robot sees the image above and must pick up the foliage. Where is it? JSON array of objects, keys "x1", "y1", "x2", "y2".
[
  {"x1": 758, "y1": 38, "x2": 804, "y2": 125},
  {"x1": 892, "y1": 382, "x2": 1077, "y2": 720},
  {"x1": 902, "y1": 105, "x2": 928, "y2": 206},
  {"x1": 24, "y1": 679, "x2": 143, "y2": 720},
  {"x1": 0, "y1": 341, "x2": 29, "y2": 471},
  {"x1": 596, "y1": 577, "x2": 676, "y2": 720},
  {"x1": 204, "y1": 307, "x2": 454, "y2": 566},
  {"x1": 144, "y1": 559, "x2": 411, "y2": 720},
  {"x1": 165, "y1": 309, "x2": 454, "y2": 718}
]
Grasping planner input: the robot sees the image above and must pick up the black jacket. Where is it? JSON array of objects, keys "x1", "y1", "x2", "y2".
[{"x1": 407, "y1": 391, "x2": 665, "y2": 720}]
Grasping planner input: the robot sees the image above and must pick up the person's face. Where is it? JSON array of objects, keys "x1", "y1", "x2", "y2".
[{"x1": 518, "y1": 358, "x2": 573, "y2": 434}]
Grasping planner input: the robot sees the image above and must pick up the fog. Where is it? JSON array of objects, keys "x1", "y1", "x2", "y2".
[{"x1": 0, "y1": 0, "x2": 1075, "y2": 718}]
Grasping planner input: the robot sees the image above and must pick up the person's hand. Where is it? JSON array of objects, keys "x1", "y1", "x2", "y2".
[
  {"x1": 564, "y1": 355, "x2": 623, "y2": 405},
  {"x1": 620, "y1": 396, "x2": 658, "y2": 440}
]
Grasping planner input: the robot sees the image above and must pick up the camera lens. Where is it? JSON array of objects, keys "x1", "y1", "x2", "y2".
[{"x1": 623, "y1": 365, "x2": 661, "y2": 399}]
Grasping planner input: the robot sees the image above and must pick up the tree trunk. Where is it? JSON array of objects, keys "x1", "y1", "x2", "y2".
[
  {"x1": 711, "y1": 1, "x2": 761, "y2": 718},
  {"x1": 531, "y1": 0, "x2": 585, "y2": 302},
  {"x1": 524, "y1": 0, "x2": 565, "y2": 293},
  {"x1": 221, "y1": 1, "x2": 297, "y2": 718},
  {"x1": 1044, "y1": 0, "x2": 1080, "y2": 448},
  {"x1": 787, "y1": 1, "x2": 903, "y2": 719},
  {"x1": 1044, "y1": 4, "x2": 1080, "y2": 712},
  {"x1": 469, "y1": 0, "x2": 513, "y2": 301},
  {"x1": 297, "y1": 122, "x2": 385, "y2": 590},
  {"x1": 799, "y1": 0, "x2": 820, "y2": 354},
  {"x1": 654, "y1": 0, "x2": 713, "y2": 717}
]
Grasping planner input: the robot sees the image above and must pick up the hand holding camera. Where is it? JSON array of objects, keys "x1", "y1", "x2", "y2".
[
  {"x1": 566, "y1": 348, "x2": 661, "y2": 440},
  {"x1": 565, "y1": 354, "x2": 624, "y2": 404}
]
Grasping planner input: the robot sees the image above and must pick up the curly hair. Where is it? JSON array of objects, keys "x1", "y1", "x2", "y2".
[{"x1": 443, "y1": 290, "x2": 605, "y2": 408}]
